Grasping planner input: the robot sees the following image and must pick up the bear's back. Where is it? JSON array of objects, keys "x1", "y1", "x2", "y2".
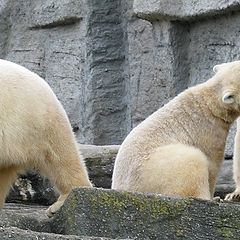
[
  {"x1": 0, "y1": 59, "x2": 63, "y2": 114},
  {"x1": 0, "y1": 59, "x2": 52, "y2": 94},
  {"x1": 0, "y1": 59, "x2": 68, "y2": 164}
]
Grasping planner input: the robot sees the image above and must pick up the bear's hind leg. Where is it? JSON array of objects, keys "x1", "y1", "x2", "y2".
[
  {"x1": 0, "y1": 166, "x2": 18, "y2": 208},
  {"x1": 41, "y1": 149, "x2": 92, "y2": 217},
  {"x1": 141, "y1": 144, "x2": 211, "y2": 200}
]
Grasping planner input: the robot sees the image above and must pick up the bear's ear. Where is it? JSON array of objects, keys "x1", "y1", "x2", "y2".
[
  {"x1": 222, "y1": 92, "x2": 235, "y2": 104},
  {"x1": 213, "y1": 65, "x2": 220, "y2": 73},
  {"x1": 213, "y1": 63, "x2": 227, "y2": 73}
]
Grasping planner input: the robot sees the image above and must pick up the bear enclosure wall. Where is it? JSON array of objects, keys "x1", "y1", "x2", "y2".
[{"x1": 1, "y1": 0, "x2": 240, "y2": 155}]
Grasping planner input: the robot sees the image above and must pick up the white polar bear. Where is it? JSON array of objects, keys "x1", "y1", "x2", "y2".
[
  {"x1": 112, "y1": 61, "x2": 240, "y2": 200},
  {"x1": 0, "y1": 59, "x2": 92, "y2": 216},
  {"x1": 225, "y1": 118, "x2": 240, "y2": 201}
]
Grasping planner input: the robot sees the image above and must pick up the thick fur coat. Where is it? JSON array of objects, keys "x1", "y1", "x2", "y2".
[
  {"x1": 225, "y1": 118, "x2": 240, "y2": 201},
  {"x1": 112, "y1": 61, "x2": 240, "y2": 200},
  {"x1": 0, "y1": 59, "x2": 92, "y2": 216}
]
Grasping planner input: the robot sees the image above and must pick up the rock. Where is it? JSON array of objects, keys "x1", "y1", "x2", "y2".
[
  {"x1": 3, "y1": 188, "x2": 240, "y2": 239},
  {"x1": 6, "y1": 172, "x2": 58, "y2": 206},
  {"x1": 0, "y1": 203, "x2": 49, "y2": 232},
  {"x1": 49, "y1": 188, "x2": 240, "y2": 239},
  {"x1": 30, "y1": 0, "x2": 84, "y2": 29},
  {"x1": 80, "y1": 144, "x2": 119, "y2": 188},
  {"x1": 3, "y1": 188, "x2": 240, "y2": 240},
  {"x1": 133, "y1": 0, "x2": 240, "y2": 21},
  {"x1": 0, "y1": 227, "x2": 109, "y2": 240},
  {"x1": 0, "y1": 203, "x2": 112, "y2": 239}
]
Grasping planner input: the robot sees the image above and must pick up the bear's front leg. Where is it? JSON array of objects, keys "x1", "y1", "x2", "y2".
[
  {"x1": 42, "y1": 149, "x2": 92, "y2": 217},
  {"x1": 0, "y1": 166, "x2": 18, "y2": 208},
  {"x1": 225, "y1": 118, "x2": 240, "y2": 202},
  {"x1": 46, "y1": 193, "x2": 68, "y2": 217}
]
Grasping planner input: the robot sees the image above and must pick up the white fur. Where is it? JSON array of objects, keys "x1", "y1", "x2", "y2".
[
  {"x1": 112, "y1": 60, "x2": 240, "y2": 200},
  {"x1": 0, "y1": 59, "x2": 92, "y2": 216},
  {"x1": 225, "y1": 118, "x2": 240, "y2": 201}
]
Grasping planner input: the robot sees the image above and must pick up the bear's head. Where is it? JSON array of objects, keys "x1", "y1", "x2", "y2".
[{"x1": 213, "y1": 61, "x2": 240, "y2": 114}]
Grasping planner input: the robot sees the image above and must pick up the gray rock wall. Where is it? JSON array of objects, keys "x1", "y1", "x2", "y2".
[{"x1": 1, "y1": 0, "x2": 240, "y2": 154}]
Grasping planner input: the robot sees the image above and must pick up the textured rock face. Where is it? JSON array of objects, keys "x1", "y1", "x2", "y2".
[
  {"x1": 0, "y1": 228, "x2": 109, "y2": 240},
  {"x1": 2, "y1": 189, "x2": 240, "y2": 239},
  {"x1": 1, "y1": 0, "x2": 240, "y2": 155},
  {"x1": 35, "y1": 188, "x2": 240, "y2": 239},
  {"x1": 0, "y1": 204, "x2": 111, "y2": 239},
  {"x1": 60, "y1": 189, "x2": 240, "y2": 239},
  {"x1": 133, "y1": 0, "x2": 240, "y2": 20},
  {"x1": 0, "y1": 0, "x2": 127, "y2": 145},
  {"x1": 79, "y1": 144, "x2": 119, "y2": 188},
  {"x1": 215, "y1": 159, "x2": 235, "y2": 199}
]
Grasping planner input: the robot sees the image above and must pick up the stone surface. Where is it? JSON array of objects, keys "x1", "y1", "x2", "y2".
[
  {"x1": 9, "y1": 191, "x2": 240, "y2": 239},
  {"x1": 6, "y1": 172, "x2": 58, "y2": 205},
  {"x1": 0, "y1": 228, "x2": 109, "y2": 240},
  {"x1": 50, "y1": 188, "x2": 240, "y2": 239},
  {"x1": 80, "y1": 144, "x2": 119, "y2": 188},
  {"x1": 0, "y1": 203, "x2": 49, "y2": 232},
  {"x1": 30, "y1": 0, "x2": 84, "y2": 28},
  {"x1": 133, "y1": 0, "x2": 240, "y2": 21},
  {"x1": 3, "y1": 187, "x2": 240, "y2": 239},
  {"x1": 0, "y1": 205, "x2": 111, "y2": 239},
  {"x1": 83, "y1": 0, "x2": 127, "y2": 145}
]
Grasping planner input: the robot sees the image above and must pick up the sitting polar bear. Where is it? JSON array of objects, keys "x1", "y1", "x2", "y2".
[
  {"x1": 0, "y1": 59, "x2": 92, "y2": 216},
  {"x1": 112, "y1": 61, "x2": 240, "y2": 200}
]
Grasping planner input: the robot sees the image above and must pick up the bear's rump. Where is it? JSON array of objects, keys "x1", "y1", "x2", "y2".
[{"x1": 139, "y1": 143, "x2": 210, "y2": 198}]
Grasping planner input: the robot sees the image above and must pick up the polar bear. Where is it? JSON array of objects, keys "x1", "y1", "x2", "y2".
[
  {"x1": 225, "y1": 118, "x2": 240, "y2": 201},
  {"x1": 112, "y1": 61, "x2": 240, "y2": 200},
  {"x1": 0, "y1": 59, "x2": 92, "y2": 216}
]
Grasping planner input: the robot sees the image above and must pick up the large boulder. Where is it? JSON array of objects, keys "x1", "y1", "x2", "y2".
[
  {"x1": 50, "y1": 188, "x2": 240, "y2": 239},
  {"x1": 2, "y1": 188, "x2": 240, "y2": 239}
]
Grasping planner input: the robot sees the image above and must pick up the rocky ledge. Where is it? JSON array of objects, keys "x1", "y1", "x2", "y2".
[{"x1": 2, "y1": 188, "x2": 240, "y2": 239}]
